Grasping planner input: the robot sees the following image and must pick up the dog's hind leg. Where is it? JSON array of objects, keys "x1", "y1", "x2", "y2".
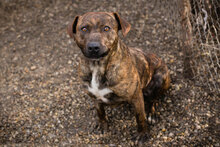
[
  {"x1": 143, "y1": 63, "x2": 170, "y2": 124},
  {"x1": 144, "y1": 63, "x2": 170, "y2": 97}
]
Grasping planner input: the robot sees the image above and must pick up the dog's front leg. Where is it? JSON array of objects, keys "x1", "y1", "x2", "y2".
[
  {"x1": 95, "y1": 102, "x2": 108, "y2": 133},
  {"x1": 132, "y1": 90, "x2": 150, "y2": 144}
]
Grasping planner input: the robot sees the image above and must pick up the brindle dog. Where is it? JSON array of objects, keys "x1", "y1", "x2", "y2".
[{"x1": 67, "y1": 12, "x2": 170, "y2": 143}]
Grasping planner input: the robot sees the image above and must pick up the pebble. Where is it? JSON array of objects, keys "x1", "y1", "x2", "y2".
[
  {"x1": 168, "y1": 132, "x2": 174, "y2": 137},
  {"x1": 30, "y1": 65, "x2": 37, "y2": 70},
  {"x1": 68, "y1": 60, "x2": 72, "y2": 64},
  {"x1": 196, "y1": 124, "x2": 201, "y2": 130},
  {"x1": 177, "y1": 68, "x2": 183, "y2": 73}
]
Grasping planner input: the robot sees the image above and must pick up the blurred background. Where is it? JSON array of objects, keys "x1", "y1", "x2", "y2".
[{"x1": 0, "y1": 0, "x2": 219, "y2": 146}]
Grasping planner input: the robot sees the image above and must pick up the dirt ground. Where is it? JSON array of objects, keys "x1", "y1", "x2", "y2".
[{"x1": 0, "y1": 0, "x2": 219, "y2": 146}]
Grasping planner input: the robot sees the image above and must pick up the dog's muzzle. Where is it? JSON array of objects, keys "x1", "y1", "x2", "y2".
[{"x1": 85, "y1": 42, "x2": 109, "y2": 59}]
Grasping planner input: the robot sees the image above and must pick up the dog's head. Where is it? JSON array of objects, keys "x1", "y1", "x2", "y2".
[{"x1": 67, "y1": 12, "x2": 131, "y2": 60}]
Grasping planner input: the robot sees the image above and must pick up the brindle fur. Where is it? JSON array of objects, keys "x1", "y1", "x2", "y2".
[{"x1": 67, "y1": 12, "x2": 170, "y2": 143}]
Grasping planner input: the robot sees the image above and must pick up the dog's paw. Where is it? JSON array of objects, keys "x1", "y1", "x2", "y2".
[
  {"x1": 147, "y1": 112, "x2": 159, "y2": 125},
  {"x1": 131, "y1": 132, "x2": 150, "y2": 145},
  {"x1": 147, "y1": 102, "x2": 160, "y2": 125}
]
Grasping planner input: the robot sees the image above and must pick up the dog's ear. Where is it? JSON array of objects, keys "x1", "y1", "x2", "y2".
[
  {"x1": 113, "y1": 12, "x2": 131, "y2": 37},
  {"x1": 67, "y1": 16, "x2": 79, "y2": 38}
]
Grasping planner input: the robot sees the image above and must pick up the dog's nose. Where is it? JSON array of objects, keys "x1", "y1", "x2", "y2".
[{"x1": 87, "y1": 42, "x2": 100, "y2": 53}]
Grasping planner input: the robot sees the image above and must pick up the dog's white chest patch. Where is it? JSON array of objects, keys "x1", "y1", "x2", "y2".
[{"x1": 88, "y1": 66, "x2": 112, "y2": 103}]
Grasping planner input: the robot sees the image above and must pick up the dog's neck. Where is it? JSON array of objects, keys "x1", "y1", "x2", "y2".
[{"x1": 108, "y1": 39, "x2": 130, "y2": 62}]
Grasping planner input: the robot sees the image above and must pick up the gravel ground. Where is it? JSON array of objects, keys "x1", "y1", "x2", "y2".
[{"x1": 0, "y1": 0, "x2": 219, "y2": 146}]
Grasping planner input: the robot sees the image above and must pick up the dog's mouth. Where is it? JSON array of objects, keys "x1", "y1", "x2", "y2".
[{"x1": 84, "y1": 49, "x2": 110, "y2": 60}]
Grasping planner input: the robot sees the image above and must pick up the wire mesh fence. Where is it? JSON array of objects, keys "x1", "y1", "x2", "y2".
[
  {"x1": 160, "y1": 0, "x2": 220, "y2": 94},
  {"x1": 181, "y1": 0, "x2": 220, "y2": 94}
]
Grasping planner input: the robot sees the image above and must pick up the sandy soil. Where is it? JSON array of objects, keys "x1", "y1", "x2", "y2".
[{"x1": 0, "y1": 0, "x2": 219, "y2": 146}]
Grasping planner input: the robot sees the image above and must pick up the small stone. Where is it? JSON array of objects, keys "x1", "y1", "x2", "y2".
[
  {"x1": 130, "y1": 142, "x2": 134, "y2": 146},
  {"x1": 196, "y1": 124, "x2": 201, "y2": 129},
  {"x1": 170, "y1": 70, "x2": 174, "y2": 75},
  {"x1": 163, "y1": 136, "x2": 168, "y2": 140},
  {"x1": 177, "y1": 68, "x2": 183, "y2": 73},
  {"x1": 170, "y1": 59, "x2": 174, "y2": 63},
  {"x1": 68, "y1": 60, "x2": 72, "y2": 64},
  {"x1": 49, "y1": 13, "x2": 54, "y2": 17},
  {"x1": 13, "y1": 56, "x2": 18, "y2": 61},
  {"x1": 169, "y1": 132, "x2": 174, "y2": 137},
  {"x1": 145, "y1": 14, "x2": 148, "y2": 20},
  {"x1": 20, "y1": 91, "x2": 24, "y2": 96},
  {"x1": 24, "y1": 67, "x2": 29, "y2": 73},
  {"x1": 166, "y1": 99, "x2": 172, "y2": 103},
  {"x1": 30, "y1": 65, "x2": 37, "y2": 70},
  {"x1": 146, "y1": 40, "x2": 150, "y2": 45}
]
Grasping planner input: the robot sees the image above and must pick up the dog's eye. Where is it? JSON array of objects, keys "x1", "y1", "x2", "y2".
[
  {"x1": 81, "y1": 27, "x2": 87, "y2": 32},
  {"x1": 104, "y1": 26, "x2": 110, "y2": 32}
]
